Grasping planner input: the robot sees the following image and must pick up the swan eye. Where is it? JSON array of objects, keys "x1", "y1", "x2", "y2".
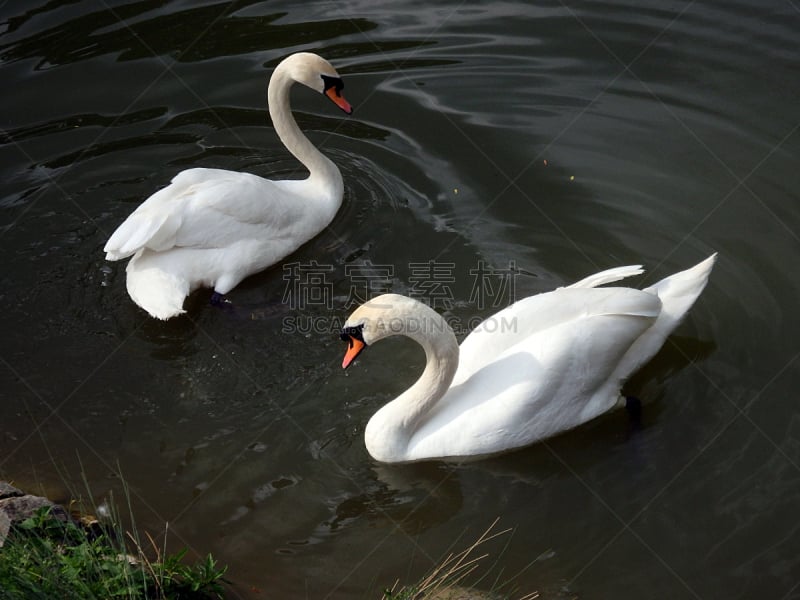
[
  {"x1": 321, "y1": 74, "x2": 344, "y2": 97},
  {"x1": 340, "y1": 323, "x2": 365, "y2": 345}
]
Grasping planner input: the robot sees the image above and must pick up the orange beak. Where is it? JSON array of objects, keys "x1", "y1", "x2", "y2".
[
  {"x1": 325, "y1": 87, "x2": 353, "y2": 115},
  {"x1": 342, "y1": 337, "x2": 365, "y2": 369}
]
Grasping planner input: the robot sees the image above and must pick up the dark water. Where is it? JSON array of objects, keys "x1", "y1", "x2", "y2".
[{"x1": 2, "y1": 1, "x2": 799, "y2": 598}]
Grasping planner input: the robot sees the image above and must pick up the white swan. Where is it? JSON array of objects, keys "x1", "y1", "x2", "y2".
[
  {"x1": 104, "y1": 52, "x2": 353, "y2": 319},
  {"x1": 340, "y1": 254, "x2": 717, "y2": 463}
]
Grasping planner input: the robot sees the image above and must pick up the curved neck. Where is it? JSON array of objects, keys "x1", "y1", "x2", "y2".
[
  {"x1": 267, "y1": 69, "x2": 342, "y2": 190},
  {"x1": 364, "y1": 304, "x2": 459, "y2": 462}
]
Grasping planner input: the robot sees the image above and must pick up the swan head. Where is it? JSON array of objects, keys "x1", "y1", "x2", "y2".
[
  {"x1": 279, "y1": 52, "x2": 353, "y2": 114},
  {"x1": 340, "y1": 294, "x2": 452, "y2": 369},
  {"x1": 340, "y1": 294, "x2": 405, "y2": 368}
]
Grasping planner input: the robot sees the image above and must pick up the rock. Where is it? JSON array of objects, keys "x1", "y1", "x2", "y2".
[
  {"x1": 0, "y1": 494, "x2": 70, "y2": 525},
  {"x1": 0, "y1": 511, "x2": 9, "y2": 548},
  {"x1": 428, "y1": 587, "x2": 503, "y2": 600},
  {"x1": 0, "y1": 482, "x2": 24, "y2": 500},
  {"x1": 0, "y1": 481, "x2": 72, "y2": 547}
]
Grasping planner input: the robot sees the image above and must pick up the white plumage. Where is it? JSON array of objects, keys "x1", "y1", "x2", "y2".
[
  {"x1": 341, "y1": 254, "x2": 717, "y2": 463},
  {"x1": 104, "y1": 53, "x2": 352, "y2": 319}
]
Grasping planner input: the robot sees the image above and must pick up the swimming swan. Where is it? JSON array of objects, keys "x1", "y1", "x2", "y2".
[
  {"x1": 104, "y1": 52, "x2": 353, "y2": 319},
  {"x1": 340, "y1": 254, "x2": 717, "y2": 463}
]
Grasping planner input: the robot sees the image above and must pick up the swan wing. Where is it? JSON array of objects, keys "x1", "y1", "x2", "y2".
[
  {"x1": 565, "y1": 264, "x2": 644, "y2": 289},
  {"x1": 455, "y1": 286, "x2": 660, "y2": 383},
  {"x1": 408, "y1": 288, "x2": 662, "y2": 460},
  {"x1": 104, "y1": 168, "x2": 302, "y2": 259},
  {"x1": 169, "y1": 175, "x2": 305, "y2": 250},
  {"x1": 104, "y1": 168, "x2": 219, "y2": 259}
]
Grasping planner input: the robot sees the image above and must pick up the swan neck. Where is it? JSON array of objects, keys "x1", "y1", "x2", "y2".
[
  {"x1": 365, "y1": 305, "x2": 459, "y2": 461},
  {"x1": 267, "y1": 69, "x2": 341, "y2": 186},
  {"x1": 401, "y1": 331, "x2": 459, "y2": 426}
]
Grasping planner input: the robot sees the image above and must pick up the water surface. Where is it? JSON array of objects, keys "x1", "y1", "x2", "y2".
[{"x1": 1, "y1": 1, "x2": 799, "y2": 598}]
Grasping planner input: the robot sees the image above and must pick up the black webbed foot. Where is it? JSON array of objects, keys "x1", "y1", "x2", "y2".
[
  {"x1": 210, "y1": 291, "x2": 232, "y2": 308},
  {"x1": 624, "y1": 396, "x2": 642, "y2": 431}
]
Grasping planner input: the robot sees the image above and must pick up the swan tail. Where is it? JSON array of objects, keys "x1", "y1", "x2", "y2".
[
  {"x1": 566, "y1": 265, "x2": 645, "y2": 289},
  {"x1": 615, "y1": 253, "x2": 717, "y2": 377},
  {"x1": 125, "y1": 257, "x2": 189, "y2": 320},
  {"x1": 644, "y1": 253, "x2": 717, "y2": 305}
]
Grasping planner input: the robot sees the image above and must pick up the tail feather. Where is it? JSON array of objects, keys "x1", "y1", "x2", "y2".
[
  {"x1": 125, "y1": 259, "x2": 189, "y2": 320},
  {"x1": 644, "y1": 253, "x2": 717, "y2": 308},
  {"x1": 615, "y1": 253, "x2": 717, "y2": 379}
]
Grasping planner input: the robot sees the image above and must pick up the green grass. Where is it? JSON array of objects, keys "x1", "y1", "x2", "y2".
[{"x1": 0, "y1": 505, "x2": 228, "y2": 599}]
